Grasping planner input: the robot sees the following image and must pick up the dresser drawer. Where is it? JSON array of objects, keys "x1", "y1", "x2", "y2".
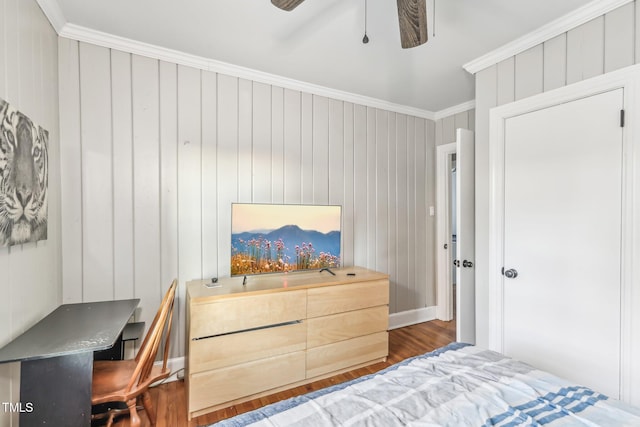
[
  {"x1": 306, "y1": 332, "x2": 388, "y2": 378},
  {"x1": 190, "y1": 321, "x2": 306, "y2": 373},
  {"x1": 189, "y1": 351, "x2": 306, "y2": 413},
  {"x1": 307, "y1": 306, "x2": 388, "y2": 348},
  {"x1": 190, "y1": 290, "x2": 306, "y2": 338},
  {"x1": 307, "y1": 280, "x2": 389, "y2": 318}
]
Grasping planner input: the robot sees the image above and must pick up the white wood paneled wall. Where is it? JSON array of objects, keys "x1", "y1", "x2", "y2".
[
  {"x1": 0, "y1": 0, "x2": 60, "y2": 425},
  {"x1": 58, "y1": 39, "x2": 437, "y2": 358},
  {"x1": 435, "y1": 109, "x2": 476, "y2": 147},
  {"x1": 474, "y1": 1, "x2": 639, "y2": 348}
]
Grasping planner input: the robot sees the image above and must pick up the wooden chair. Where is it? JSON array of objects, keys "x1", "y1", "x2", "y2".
[{"x1": 91, "y1": 280, "x2": 177, "y2": 427}]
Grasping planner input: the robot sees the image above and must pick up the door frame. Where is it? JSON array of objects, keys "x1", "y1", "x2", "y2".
[
  {"x1": 488, "y1": 63, "x2": 640, "y2": 403},
  {"x1": 436, "y1": 142, "x2": 456, "y2": 321}
]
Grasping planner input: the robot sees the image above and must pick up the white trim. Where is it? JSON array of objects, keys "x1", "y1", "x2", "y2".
[
  {"x1": 435, "y1": 142, "x2": 456, "y2": 322},
  {"x1": 35, "y1": 0, "x2": 67, "y2": 33},
  {"x1": 389, "y1": 307, "x2": 437, "y2": 330},
  {"x1": 463, "y1": 0, "x2": 633, "y2": 74},
  {"x1": 488, "y1": 63, "x2": 640, "y2": 405},
  {"x1": 433, "y1": 100, "x2": 476, "y2": 121},
  {"x1": 152, "y1": 356, "x2": 185, "y2": 385},
  {"x1": 57, "y1": 23, "x2": 438, "y2": 120}
]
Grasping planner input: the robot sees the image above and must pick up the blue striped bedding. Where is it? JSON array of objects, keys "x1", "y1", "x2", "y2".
[{"x1": 211, "y1": 343, "x2": 640, "y2": 426}]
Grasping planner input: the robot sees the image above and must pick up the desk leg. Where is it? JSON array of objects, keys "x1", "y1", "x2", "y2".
[{"x1": 19, "y1": 352, "x2": 92, "y2": 427}]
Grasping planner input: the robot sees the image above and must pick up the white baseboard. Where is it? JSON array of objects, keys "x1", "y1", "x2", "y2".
[
  {"x1": 153, "y1": 356, "x2": 185, "y2": 384},
  {"x1": 388, "y1": 306, "x2": 437, "y2": 330}
]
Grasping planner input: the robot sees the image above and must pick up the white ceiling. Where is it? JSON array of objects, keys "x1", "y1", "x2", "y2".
[{"x1": 53, "y1": 0, "x2": 594, "y2": 113}]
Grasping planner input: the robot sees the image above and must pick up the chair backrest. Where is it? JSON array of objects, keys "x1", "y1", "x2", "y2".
[{"x1": 126, "y1": 279, "x2": 177, "y2": 393}]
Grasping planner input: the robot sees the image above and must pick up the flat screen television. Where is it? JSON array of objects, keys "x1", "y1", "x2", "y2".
[{"x1": 231, "y1": 203, "x2": 341, "y2": 276}]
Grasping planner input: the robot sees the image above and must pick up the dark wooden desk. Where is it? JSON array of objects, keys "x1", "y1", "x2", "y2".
[{"x1": 0, "y1": 299, "x2": 139, "y2": 426}]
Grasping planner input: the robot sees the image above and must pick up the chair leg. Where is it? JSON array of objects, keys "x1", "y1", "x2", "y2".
[
  {"x1": 105, "y1": 412, "x2": 115, "y2": 427},
  {"x1": 141, "y1": 391, "x2": 157, "y2": 426},
  {"x1": 127, "y1": 399, "x2": 141, "y2": 427}
]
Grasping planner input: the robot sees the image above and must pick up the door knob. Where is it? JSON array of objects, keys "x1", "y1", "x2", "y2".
[
  {"x1": 504, "y1": 269, "x2": 518, "y2": 279},
  {"x1": 462, "y1": 260, "x2": 474, "y2": 268}
]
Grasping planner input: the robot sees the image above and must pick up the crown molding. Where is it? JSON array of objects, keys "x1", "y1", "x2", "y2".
[
  {"x1": 58, "y1": 23, "x2": 438, "y2": 121},
  {"x1": 463, "y1": 0, "x2": 633, "y2": 74},
  {"x1": 433, "y1": 100, "x2": 476, "y2": 121},
  {"x1": 36, "y1": 0, "x2": 67, "y2": 33}
]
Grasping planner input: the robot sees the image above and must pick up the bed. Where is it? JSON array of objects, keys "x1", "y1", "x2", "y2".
[{"x1": 210, "y1": 343, "x2": 640, "y2": 426}]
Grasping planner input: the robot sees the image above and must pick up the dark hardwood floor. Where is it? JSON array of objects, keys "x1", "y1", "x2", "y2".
[{"x1": 111, "y1": 319, "x2": 456, "y2": 427}]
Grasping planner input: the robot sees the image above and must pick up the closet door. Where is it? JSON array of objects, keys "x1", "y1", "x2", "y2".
[{"x1": 502, "y1": 88, "x2": 623, "y2": 397}]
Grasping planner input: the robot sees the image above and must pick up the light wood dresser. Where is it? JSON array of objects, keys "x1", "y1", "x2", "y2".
[{"x1": 186, "y1": 266, "x2": 389, "y2": 419}]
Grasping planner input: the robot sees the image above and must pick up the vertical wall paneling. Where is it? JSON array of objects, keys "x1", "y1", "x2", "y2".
[
  {"x1": 176, "y1": 66, "x2": 202, "y2": 353},
  {"x1": 604, "y1": 3, "x2": 635, "y2": 73},
  {"x1": 514, "y1": 45, "x2": 544, "y2": 101},
  {"x1": 543, "y1": 34, "x2": 568, "y2": 92},
  {"x1": 272, "y1": 87, "x2": 285, "y2": 204},
  {"x1": 216, "y1": 74, "x2": 239, "y2": 275},
  {"x1": 425, "y1": 119, "x2": 437, "y2": 305},
  {"x1": 59, "y1": 38, "x2": 83, "y2": 303},
  {"x1": 111, "y1": 50, "x2": 134, "y2": 300},
  {"x1": 252, "y1": 82, "x2": 272, "y2": 203},
  {"x1": 342, "y1": 102, "x2": 355, "y2": 267},
  {"x1": 79, "y1": 43, "x2": 114, "y2": 302},
  {"x1": 0, "y1": 0, "x2": 5, "y2": 93},
  {"x1": 4, "y1": 0, "x2": 18, "y2": 104},
  {"x1": 0, "y1": 0, "x2": 9, "y2": 412},
  {"x1": 201, "y1": 71, "x2": 218, "y2": 280},
  {"x1": 1, "y1": 2, "x2": 60, "y2": 424},
  {"x1": 415, "y1": 119, "x2": 428, "y2": 307},
  {"x1": 177, "y1": 63, "x2": 203, "y2": 284},
  {"x1": 387, "y1": 113, "x2": 398, "y2": 313},
  {"x1": 283, "y1": 89, "x2": 302, "y2": 203},
  {"x1": 406, "y1": 116, "x2": 417, "y2": 304},
  {"x1": 17, "y1": 0, "x2": 34, "y2": 115},
  {"x1": 636, "y1": 0, "x2": 640, "y2": 64},
  {"x1": 434, "y1": 119, "x2": 443, "y2": 147},
  {"x1": 454, "y1": 112, "x2": 469, "y2": 131},
  {"x1": 58, "y1": 46, "x2": 439, "y2": 365},
  {"x1": 0, "y1": 0, "x2": 8, "y2": 346},
  {"x1": 352, "y1": 105, "x2": 368, "y2": 268},
  {"x1": 395, "y1": 114, "x2": 409, "y2": 311},
  {"x1": 237, "y1": 79, "x2": 253, "y2": 203},
  {"x1": 159, "y1": 61, "x2": 180, "y2": 356},
  {"x1": 328, "y1": 99, "x2": 344, "y2": 207},
  {"x1": 375, "y1": 110, "x2": 389, "y2": 275},
  {"x1": 366, "y1": 108, "x2": 377, "y2": 268},
  {"x1": 313, "y1": 96, "x2": 329, "y2": 204},
  {"x1": 441, "y1": 115, "x2": 455, "y2": 147},
  {"x1": 132, "y1": 56, "x2": 161, "y2": 323},
  {"x1": 567, "y1": 16, "x2": 605, "y2": 84},
  {"x1": 468, "y1": 109, "x2": 476, "y2": 132},
  {"x1": 497, "y1": 57, "x2": 515, "y2": 105},
  {"x1": 301, "y1": 93, "x2": 314, "y2": 204}
]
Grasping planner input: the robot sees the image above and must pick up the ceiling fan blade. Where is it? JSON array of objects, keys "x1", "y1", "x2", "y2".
[
  {"x1": 397, "y1": 0, "x2": 428, "y2": 48},
  {"x1": 271, "y1": 0, "x2": 306, "y2": 11}
]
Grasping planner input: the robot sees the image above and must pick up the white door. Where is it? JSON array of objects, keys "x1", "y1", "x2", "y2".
[
  {"x1": 502, "y1": 89, "x2": 623, "y2": 397},
  {"x1": 456, "y1": 129, "x2": 475, "y2": 343}
]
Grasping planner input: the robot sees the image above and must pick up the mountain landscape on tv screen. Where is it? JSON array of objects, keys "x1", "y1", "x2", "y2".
[{"x1": 231, "y1": 224, "x2": 340, "y2": 275}]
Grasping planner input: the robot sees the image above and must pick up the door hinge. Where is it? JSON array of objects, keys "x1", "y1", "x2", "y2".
[{"x1": 620, "y1": 109, "x2": 625, "y2": 127}]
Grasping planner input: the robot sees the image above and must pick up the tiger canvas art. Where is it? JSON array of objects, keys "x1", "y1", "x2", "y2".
[{"x1": 0, "y1": 97, "x2": 48, "y2": 247}]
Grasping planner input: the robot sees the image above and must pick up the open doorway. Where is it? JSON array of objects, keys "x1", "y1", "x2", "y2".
[
  {"x1": 436, "y1": 142, "x2": 456, "y2": 323},
  {"x1": 450, "y1": 154, "x2": 457, "y2": 319},
  {"x1": 436, "y1": 129, "x2": 475, "y2": 344}
]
